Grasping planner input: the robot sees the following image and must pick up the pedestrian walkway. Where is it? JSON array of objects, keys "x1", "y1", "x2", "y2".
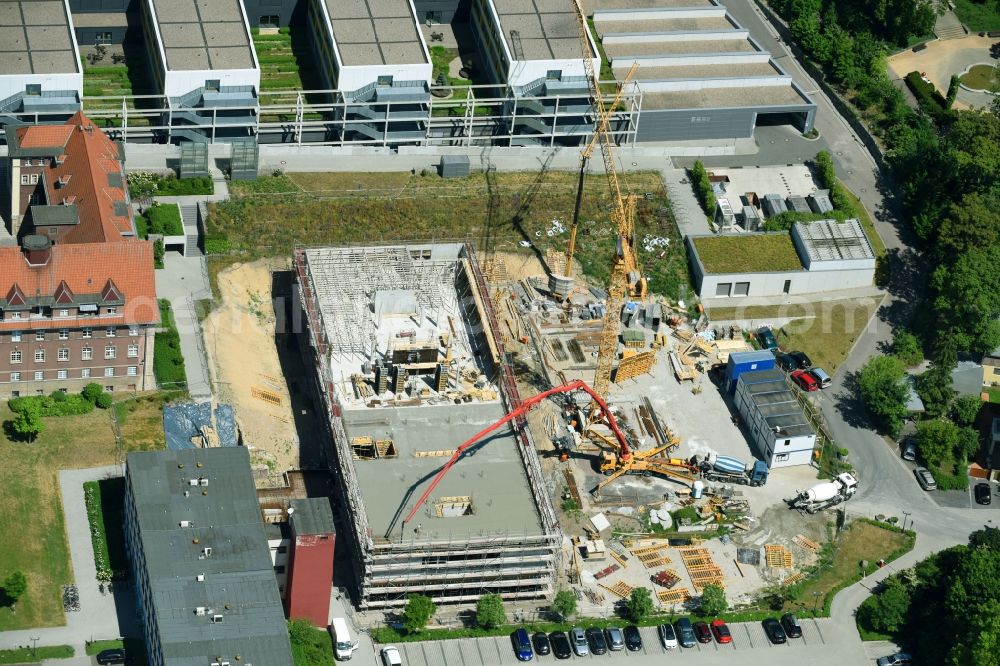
[
  {"x1": 0, "y1": 467, "x2": 137, "y2": 655},
  {"x1": 154, "y1": 255, "x2": 213, "y2": 399},
  {"x1": 659, "y1": 168, "x2": 711, "y2": 237}
]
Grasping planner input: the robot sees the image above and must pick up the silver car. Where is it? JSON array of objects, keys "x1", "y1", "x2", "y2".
[
  {"x1": 876, "y1": 653, "x2": 912, "y2": 666},
  {"x1": 570, "y1": 627, "x2": 589, "y2": 656},
  {"x1": 914, "y1": 467, "x2": 937, "y2": 491},
  {"x1": 901, "y1": 439, "x2": 917, "y2": 461},
  {"x1": 604, "y1": 626, "x2": 625, "y2": 651}
]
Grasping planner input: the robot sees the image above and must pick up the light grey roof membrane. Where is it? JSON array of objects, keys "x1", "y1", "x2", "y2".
[
  {"x1": 794, "y1": 219, "x2": 875, "y2": 262},
  {"x1": 344, "y1": 402, "x2": 545, "y2": 541},
  {"x1": 492, "y1": 0, "x2": 583, "y2": 60},
  {"x1": 323, "y1": 0, "x2": 427, "y2": 66},
  {"x1": 151, "y1": 0, "x2": 256, "y2": 71},
  {"x1": 126, "y1": 447, "x2": 293, "y2": 666},
  {"x1": 0, "y1": 0, "x2": 79, "y2": 75}
]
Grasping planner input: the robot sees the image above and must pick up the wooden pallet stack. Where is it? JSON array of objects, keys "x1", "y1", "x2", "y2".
[
  {"x1": 765, "y1": 544, "x2": 794, "y2": 569},
  {"x1": 678, "y1": 547, "x2": 726, "y2": 591},
  {"x1": 599, "y1": 580, "x2": 634, "y2": 599},
  {"x1": 657, "y1": 588, "x2": 692, "y2": 605},
  {"x1": 632, "y1": 544, "x2": 672, "y2": 569}
]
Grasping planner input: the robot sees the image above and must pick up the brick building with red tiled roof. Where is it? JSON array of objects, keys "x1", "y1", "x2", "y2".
[{"x1": 0, "y1": 112, "x2": 159, "y2": 396}]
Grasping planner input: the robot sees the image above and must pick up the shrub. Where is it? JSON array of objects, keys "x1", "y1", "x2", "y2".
[
  {"x1": 96, "y1": 393, "x2": 113, "y2": 409},
  {"x1": 83, "y1": 382, "x2": 104, "y2": 403},
  {"x1": 626, "y1": 587, "x2": 654, "y2": 622},
  {"x1": 904, "y1": 71, "x2": 954, "y2": 123},
  {"x1": 892, "y1": 330, "x2": 924, "y2": 367},
  {"x1": 146, "y1": 203, "x2": 184, "y2": 236},
  {"x1": 50, "y1": 389, "x2": 68, "y2": 403},
  {"x1": 690, "y1": 160, "x2": 716, "y2": 217},
  {"x1": 946, "y1": 75, "x2": 960, "y2": 108},
  {"x1": 10, "y1": 393, "x2": 95, "y2": 417},
  {"x1": 153, "y1": 238, "x2": 164, "y2": 269},
  {"x1": 402, "y1": 594, "x2": 436, "y2": 633},
  {"x1": 476, "y1": 594, "x2": 506, "y2": 628},
  {"x1": 552, "y1": 589, "x2": 577, "y2": 619}
]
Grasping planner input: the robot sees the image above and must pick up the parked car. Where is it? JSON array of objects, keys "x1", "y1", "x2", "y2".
[
  {"x1": 915, "y1": 466, "x2": 937, "y2": 491},
  {"x1": 658, "y1": 622, "x2": 679, "y2": 649},
  {"x1": 693, "y1": 621, "x2": 713, "y2": 644},
  {"x1": 549, "y1": 631, "x2": 572, "y2": 660},
  {"x1": 531, "y1": 631, "x2": 550, "y2": 656},
  {"x1": 570, "y1": 627, "x2": 589, "y2": 657},
  {"x1": 775, "y1": 352, "x2": 797, "y2": 372},
  {"x1": 96, "y1": 650, "x2": 127, "y2": 666},
  {"x1": 876, "y1": 653, "x2": 912, "y2": 666},
  {"x1": 380, "y1": 646, "x2": 403, "y2": 666},
  {"x1": 757, "y1": 326, "x2": 779, "y2": 350},
  {"x1": 762, "y1": 618, "x2": 787, "y2": 644},
  {"x1": 623, "y1": 625, "x2": 643, "y2": 651},
  {"x1": 791, "y1": 369, "x2": 820, "y2": 391},
  {"x1": 604, "y1": 626, "x2": 625, "y2": 651},
  {"x1": 511, "y1": 628, "x2": 533, "y2": 661},
  {"x1": 710, "y1": 619, "x2": 732, "y2": 643},
  {"x1": 789, "y1": 351, "x2": 812, "y2": 369},
  {"x1": 901, "y1": 438, "x2": 917, "y2": 461},
  {"x1": 780, "y1": 613, "x2": 803, "y2": 638},
  {"x1": 674, "y1": 618, "x2": 697, "y2": 648},
  {"x1": 976, "y1": 482, "x2": 992, "y2": 505},
  {"x1": 808, "y1": 367, "x2": 832, "y2": 388},
  {"x1": 586, "y1": 627, "x2": 608, "y2": 654}
]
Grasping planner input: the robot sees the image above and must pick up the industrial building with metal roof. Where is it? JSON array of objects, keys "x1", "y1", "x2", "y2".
[{"x1": 124, "y1": 446, "x2": 294, "y2": 666}]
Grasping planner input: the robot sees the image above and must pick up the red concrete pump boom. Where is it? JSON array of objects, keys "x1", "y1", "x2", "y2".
[{"x1": 401, "y1": 380, "x2": 630, "y2": 527}]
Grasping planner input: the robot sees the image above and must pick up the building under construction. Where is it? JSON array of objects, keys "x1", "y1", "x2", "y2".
[{"x1": 294, "y1": 242, "x2": 560, "y2": 609}]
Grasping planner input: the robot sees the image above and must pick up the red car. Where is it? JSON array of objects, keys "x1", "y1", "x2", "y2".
[
  {"x1": 791, "y1": 369, "x2": 819, "y2": 392},
  {"x1": 693, "y1": 621, "x2": 713, "y2": 644},
  {"x1": 711, "y1": 619, "x2": 732, "y2": 644}
]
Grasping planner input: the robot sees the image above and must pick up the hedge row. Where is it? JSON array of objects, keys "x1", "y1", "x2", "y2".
[
  {"x1": 690, "y1": 160, "x2": 716, "y2": 217},
  {"x1": 904, "y1": 71, "x2": 955, "y2": 123},
  {"x1": 10, "y1": 392, "x2": 94, "y2": 417}
]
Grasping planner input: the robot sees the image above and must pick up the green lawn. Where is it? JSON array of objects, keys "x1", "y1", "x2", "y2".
[
  {"x1": 145, "y1": 203, "x2": 184, "y2": 236},
  {"x1": 0, "y1": 645, "x2": 73, "y2": 664},
  {"x1": 84, "y1": 478, "x2": 129, "y2": 581},
  {"x1": 0, "y1": 395, "x2": 169, "y2": 630},
  {"x1": 154, "y1": 300, "x2": 187, "y2": 390},
  {"x1": 987, "y1": 387, "x2": 1000, "y2": 404},
  {"x1": 960, "y1": 64, "x2": 1000, "y2": 91},
  {"x1": 85, "y1": 638, "x2": 148, "y2": 666},
  {"x1": 252, "y1": 27, "x2": 323, "y2": 94},
  {"x1": 953, "y1": 0, "x2": 1000, "y2": 31},
  {"x1": 691, "y1": 233, "x2": 803, "y2": 273},
  {"x1": 211, "y1": 171, "x2": 689, "y2": 298},
  {"x1": 289, "y1": 620, "x2": 333, "y2": 666}
]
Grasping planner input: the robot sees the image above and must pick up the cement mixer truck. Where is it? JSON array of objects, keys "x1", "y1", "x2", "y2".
[
  {"x1": 697, "y1": 453, "x2": 769, "y2": 487},
  {"x1": 787, "y1": 473, "x2": 859, "y2": 513}
]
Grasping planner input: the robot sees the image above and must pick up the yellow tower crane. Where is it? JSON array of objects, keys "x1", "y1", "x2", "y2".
[{"x1": 569, "y1": 0, "x2": 645, "y2": 404}]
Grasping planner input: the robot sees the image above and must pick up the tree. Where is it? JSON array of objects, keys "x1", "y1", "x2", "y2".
[
  {"x1": 551, "y1": 589, "x2": 577, "y2": 620},
  {"x1": 626, "y1": 587, "x2": 654, "y2": 622},
  {"x1": 952, "y1": 394, "x2": 984, "y2": 426},
  {"x1": 401, "y1": 594, "x2": 436, "y2": 633},
  {"x1": 475, "y1": 593, "x2": 506, "y2": 629},
  {"x1": 916, "y1": 419, "x2": 959, "y2": 467},
  {"x1": 891, "y1": 330, "x2": 924, "y2": 367},
  {"x1": 946, "y1": 75, "x2": 960, "y2": 108},
  {"x1": 82, "y1": 383, "x2": 103, "y2": 403},
  {"x1": 857, "y1": 355, "x2": 909, "y2": 436},
  {"x1": 931, "y1": 245, "x2": 1000, "y2": 354},
  {"x1": 3, "y1": 571, "x2": 27, "y2": 607},
  {"x1": 10, "y1": 401, "x2": 44, "y2": 442},
  {"x1": 699, "y1": 584, "x2": 727, "y2": 616},
  {"x1": 956, "y1": 426, "x2": 981, "y2": 462},
  {"x1": 916, "y1": 333, "x2": 958, "y2": 418},
  {"x1": 856, "y1": 576, "x2": 911, "y2": 634},
  {"x1": 936, "y1": 192, "x2": 1000, "y2": 258},
  {"x1": 969, "y1": 526, "x2": 1000, "y2": 550}
]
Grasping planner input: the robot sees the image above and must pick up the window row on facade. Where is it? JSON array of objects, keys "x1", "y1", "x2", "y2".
[
  {"x1": 6, "y1": 326, "x2": 141, "y2": 341},
  {"x1": 8, "y1": 367, "x2": 138, "y2": 381},
  {"x1": 10, "y1": 345, "x2": 140, "y2": 363}
]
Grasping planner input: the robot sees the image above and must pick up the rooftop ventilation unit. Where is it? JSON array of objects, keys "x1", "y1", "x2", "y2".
[
  {"x1": 180, "y1": 520, "x2": 192, "y2": 528},
  {"x1": 201, "y1": 547, "x2": 212, "y2": 558},
  {"x1": 211, "y1": 614, "x2": 224, "y2": 623},
  {"x1": 199, "y1": 477, "x2": 209, "y2": 487},
  {"x1": 195, "y1": 606, "x2": 207, "y2": 616},
  {"x1": 196, "y1": 574, "x2": 205, "y2": 582}
]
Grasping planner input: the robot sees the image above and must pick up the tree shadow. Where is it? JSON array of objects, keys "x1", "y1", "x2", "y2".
[
  {"x1": 830, "y1": 370, "x2": 877, "y2": 431},
  {"x1": 0, "y1": 587, "x2": 13, "y2": 609}
]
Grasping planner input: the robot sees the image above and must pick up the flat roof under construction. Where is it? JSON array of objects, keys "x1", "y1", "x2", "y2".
[
  {"x1": 491, "y1": 0, "x2": 582, "y2": 60},
  {"x1": 595, "y1": 16, "x2": 734, "y2": 34},
  {"x1": 615, "y1": 62, "x2": 780, "y2": 80},
  {"x1": 345, "y1": 403, "x2": 544, "y2": 540},
  {"x1": 323, "y1": 0, "x2": 428, "y2": 66},
  {"x1": 0, "y1": 0, "x2": 79, "y2": 76},
  {"x1": 643, "y1": 84, "x2": 808, "y2": 110},
  {"x1": 605, "y1": 37, "x2": 757, "y2": 58},
  {"x1": 150, "y1": 0, "x2": 256, "y2": 71}
]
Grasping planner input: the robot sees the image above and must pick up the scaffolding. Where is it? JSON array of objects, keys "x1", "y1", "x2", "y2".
[{"x1": 295, "y1": 242, "x2": 562, "y2": 610}]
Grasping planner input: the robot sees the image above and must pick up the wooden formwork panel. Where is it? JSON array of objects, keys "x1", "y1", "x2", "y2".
[
  {"x1": 678, "y1": 547, "x2": 711, "y2": 559},
  {"x1": 599, "y1": 581, "x2": 634, "y2": 599},
  {"x1": 689, "y1": 568, "x2": 725, "y2": 591},
  {"x1": 638, "y1": 552, "x2": 672, "y2": 568},
  {"x1": 250, "y1": 385, "x2": 282, "y2": 406},
  {"x1": 610, "y1": 550, "x2": 629, "y2": 568},
  {"x1": 794, "y1": 534, "x2": 820, "y2": 552},
  {"x1": 615, "y1": 351, "x2": 657, "y2": 383},
  {"x1": 765, "y1": 544, "x2": 793, "y2": 569},
  {"x1": 783, "y1": 572, "x2": 805, "y2": 586},
  {"x1": 657, "y1": 588, "x2": 692, "y2": 605},
  {"x1": 632, "y1": 544, "x2": 669, "y2": 558}
]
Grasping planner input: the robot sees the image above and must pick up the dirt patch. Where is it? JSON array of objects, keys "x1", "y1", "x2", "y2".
[{"x1": 202, "y1": 259, "x2": 299, "y2": 480}]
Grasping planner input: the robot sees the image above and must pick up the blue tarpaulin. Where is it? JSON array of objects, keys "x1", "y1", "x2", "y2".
[{"x1": 163, "y1": 401, "x2": 238, "y2": 450}]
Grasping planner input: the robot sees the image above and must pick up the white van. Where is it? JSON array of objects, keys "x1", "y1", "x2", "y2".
[{"x1": 330, "y1": 617, "x2": 359, "y2": 660}]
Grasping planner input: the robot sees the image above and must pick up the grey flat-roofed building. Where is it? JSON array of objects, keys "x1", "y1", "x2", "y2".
[
  {"x1": 596, "y1": 15, "x2": 734, "y2": 33},
  {"x1": 324, "y1": 0, "x2": 428, "y2": 66},
  {"x1": 149, "y1": 0, "x2": 256, "y2": 71},
  {"x1": 808, "y1": 190, "x2": 834, "y2": 213},
  {"x1": 643, "y1": 85, "x2": 807, "y2": 110},
  {"x1": 734, "y1": 369, "x2": 815, "y2": 468},
  {"x1": 491, "y1": 0, "x2": 582, "y2": 60},
  {"x1": 605, "y1": 38, "x2": 757, "y2": 57},
  {"x1": 289, "y1": 497, "x2": 336, "y2": 536},
  {"x1": 0, "y1": 0, "x2": 80, "y2": 75},
  {"x1": 615, "y1": 62, "x2": 780, "y2": 79},
  {"x1": 124, "y1": 447, "x2": 293, "y2": 666}
]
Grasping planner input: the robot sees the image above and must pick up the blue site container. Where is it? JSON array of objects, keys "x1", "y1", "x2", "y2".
[{"x1": 726, "y1": 350, "x2": 775, "y2": 394}]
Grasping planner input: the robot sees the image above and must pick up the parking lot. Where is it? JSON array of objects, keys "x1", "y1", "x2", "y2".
[{"x1": 381, "y1": 618, "x2": 830, "y2": 666}]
